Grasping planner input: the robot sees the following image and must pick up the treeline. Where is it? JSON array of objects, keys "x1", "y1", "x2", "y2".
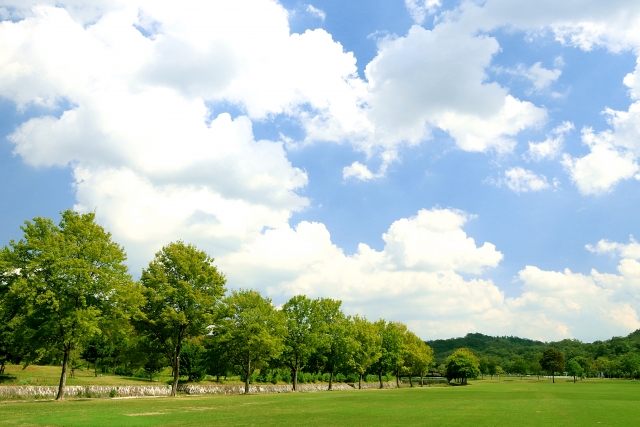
[
  {"x1": 0, "y1": 211, "x2": 434, "y2": 400},
  {"x1": 427, "y1": 332, "x2": 640, "y2": 380}
]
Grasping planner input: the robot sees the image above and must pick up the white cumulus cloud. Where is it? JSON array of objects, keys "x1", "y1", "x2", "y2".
[
  {"x1": 503, "y1": 167, "x2": 550, "y2": 193},
  {"x1": 525, "y1": 121, "x2": 574, "y2": 161},
  {"x1": 404, "y1": 0, "x2": 441, "y2": 24},
  {"x1": 305, "y1": 4, "x2": 325, "y2": 21}
]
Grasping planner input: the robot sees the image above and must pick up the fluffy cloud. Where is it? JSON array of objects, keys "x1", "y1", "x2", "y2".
[
  {"x1": 586, "y1": 237, "x2": 640, "y2": 259},
  {"x1": 0, "y1": 2, "x2": 324, "y2": 270},
  {"x1": 359, "y1": 23, "x2": 546, "y2": 155},
  {"x1": 305, "y1": 4, "x2": 325, "y2": 21},
  {"x1": 501, "y1": 167, "x2": 550, "y2": 193},
  {"x1": 404, "y1": 0, "x2": 441, "y2": 24},
  {"x1": 558, "y1": 56, "x2": 640, "y2": 194},
  {"x1": 219, "y1": 208, "x2": 507, "y2": 338},
  {"x1": 343, "y1": 161, "x2": 377, "y2": 181},
  {"x1": 508, "y1": 263, "x2": 640, "y2": 342},
  {"x1": 562, "y1": 126, "x2": 639, "y2": 195},
  {"x1": 221, "y1": 206, "x2": 640, "y2": 341},
  {"x1": 525, "y1": 121, "x2": 573, "y2": 161}
]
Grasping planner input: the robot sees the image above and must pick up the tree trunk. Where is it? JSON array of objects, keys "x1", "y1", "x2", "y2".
[
  {"x1": 171, "y1": 344, "x2": 182, "y2": 397},
  {"x1": 358, "y1": 373, "x2": 363, "y2": 389},
  {"x1": 552, "y1": 373, "x2": 555, "y2": 384},
  {"x1": 396, "y1": 368, "x2": 400, "y2": 388},
  {"x1": 293, "y1": 367, "x2": 298, "y2": 391},
  {"x1": 0, "y1": 361, "x2": 5, "y2": 375},
  {"x1": 409, "y1": 375, "x2": 413, "y2": 387},
  {"x1": 56, "y1": 345, "x2": 70, "y2": 401},
  {"x1": 421, "y1": 373, "x2": 424, "y2": 387},
  {"x1": 574, "y1": 375, "x2": 576, "y2": 383},
  {"x1": 379, "y1": 370, "x2": 383, "y2": 389},
  {"x1": 245, "y1": 352, "x2": 251, "y2": 394},
  {"x1": 94, "y1": 361, "x2": 98, "y2": 377},
  {"x1": 328, "y1": 370, "x2": 334, "y2": 391}
]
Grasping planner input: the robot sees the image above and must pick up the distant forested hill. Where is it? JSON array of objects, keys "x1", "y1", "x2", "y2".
[
  {"x1": 426, "y1": 333, "x2": 545, "y2": 362},
  {"x1": 425, "y1": 330, "x2": 640, "y2": 377}
]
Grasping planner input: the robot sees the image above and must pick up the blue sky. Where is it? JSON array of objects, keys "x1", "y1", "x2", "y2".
[{"x1": 2, "y1": 0, "x2": 640, "y2": 341}]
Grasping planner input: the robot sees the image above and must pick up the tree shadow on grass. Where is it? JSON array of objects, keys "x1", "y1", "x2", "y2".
[{"x1": 0, "y1": 374, "x2": 17, "y2": 384}]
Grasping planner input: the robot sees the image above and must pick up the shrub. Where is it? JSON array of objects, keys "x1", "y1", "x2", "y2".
[
  {"x1": 346, "y1": 373, "x2": 358, "y2": 383},
  {"x1": 109, "y1": 389, "x2": 117, "y2": 398},
  {"x1": 334, "y1": 373, "x2": 346, "y2": 382},
  {"x1": 280, "y1": 370, "x2": 292, "y2": 384},
  {"x1": 365, "y1": 374, "x2": 378, "y2": 383},
  {"x1": 114, "y1": 366, "x2": 133, "y2": 376},
  {"x1": 179, "y1": 343, "x2": 207, "y2": 382}
]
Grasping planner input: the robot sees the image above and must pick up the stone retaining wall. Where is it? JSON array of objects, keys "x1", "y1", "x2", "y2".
[
  {"x1": 0, "y1": 385, "x2": 172, "y2": 398},
  {"x1": 179, "y1": 383, "x2": 355, "y2": 395},
  {"x1": 356, "y1": 381, "x2": 396, "y2": 389},
  {"x1": 0, "y1": 381, "x2": 397, "y2": 399}
]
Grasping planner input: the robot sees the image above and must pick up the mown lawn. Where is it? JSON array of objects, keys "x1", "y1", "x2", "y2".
[{"x1": 1, "y1": 379, "x2": 640, "y2": 426}]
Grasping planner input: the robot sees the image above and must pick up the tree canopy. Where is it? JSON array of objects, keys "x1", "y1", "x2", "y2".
[
  {"x1": 133, "y1": 241, "x2": 226, "y2": 396},
  {"x1": 0, "y1": 210, "x2": 133, "y2": 399},
  {"x1": 445, "y1": 348, "x2": 480, "y2": 385},
  {"x1": 540, "y1": 348, "x2": 565, "y2": 383},
  {"x1": 214, "y1": 289, "x2": 285, "y2": 394}
]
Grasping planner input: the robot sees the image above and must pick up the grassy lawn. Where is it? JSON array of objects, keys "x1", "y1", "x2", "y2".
[{"x1": 2, "y1": 379, "x2": 640, "y2": 426}]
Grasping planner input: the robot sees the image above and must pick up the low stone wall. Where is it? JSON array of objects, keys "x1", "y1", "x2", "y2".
[
  {"x1": 355, "y1": 381, "x2": 396, "y2": 390},
  {"x1": 0, "y1": 385, "x2": 172, "y2": 399},
  {"x1": 178, "y1": 382, "x2": 354, "y2": 395},
  {"x1": 0, "y1": 381, "x2": 397, "y2": 399}
]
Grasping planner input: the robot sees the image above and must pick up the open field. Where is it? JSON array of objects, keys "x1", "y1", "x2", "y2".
[{"x1": 2, "y1": 379, "x2": 640, "y2": 426}]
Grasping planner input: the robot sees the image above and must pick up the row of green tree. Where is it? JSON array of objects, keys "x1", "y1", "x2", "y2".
[
  {"x1": 0, "y1": 211, "x2": 435, "y2": 400},
  {"x1": 427, "y1": 332, "x2": 640, "y2": 380}
]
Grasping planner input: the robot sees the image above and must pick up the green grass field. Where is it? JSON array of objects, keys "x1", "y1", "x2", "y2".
[{"x1": 2, "y1": 379, "x2": 640, "y2": 426}]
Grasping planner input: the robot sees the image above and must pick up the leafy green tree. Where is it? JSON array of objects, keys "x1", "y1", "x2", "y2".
[
  {"x1": 371, "y1": 321, "x2": 406, "y2": 389},
  {"x1": 487, "y1": 358, "x2": 498, "y2": 380},
  {"x1": 573, "y1": 356, "x2": 595, "y2": 378},
  {"x1": 280, "y1": 295, "x2": 324, "y2": 391},
  {"x1": 566, "y1": 359, "x2": 584, "y2": 383},
  {"x1": 179, "y1": 342, "x2": 207, "y2": 382},
  {"x1": 529, "y1": 360, "x2": 543, "y2": 379},
  {"x1": 620, "y1": 352, "x2": 640, "y2": 378},
  {"x1": 478, "y1": 358, "x2": 489, "y2": 380},
  {"x1": 134, "y1": 241, "x2": 226, "y2": 396},
  {"x1": 203, "y1": 337, "x2": 233, "y2": 382},
  {"x1": 540, "y1": 348, "x2": 565, "y2": 383},
  {"x1": 215, "y1": 289, "x2": 285, "y2": 393},
  {"x1": 403, "y1": 331, "x2": 434, "y2": 386},
  {"x1": 133, "y1": 336, "x2": 168, "y2": 382},
  {"x1": 312, "y1": 298, "x2": 356, "y2": 390},
  {"x1": 349, "y1": 316, "x2": 382, "y2": 389},
  {"x1": 445, "y1": 348, "x2": 480, "y2": 385},
  {"x1": 596, "y1": 357, "x2": 611, "y2": 378},
  {"x1": 511, "y1": 358, "x2": 528, "y2": 378},
  {"x1": 0, "y1": 289, "x2": 18, "y2": 375},
  {"x1": 81, "y1": 335, "x2": 114, "y2": 377},
  {"x1": 0, "y1": 210, "x2": 133, "y2": 400}
]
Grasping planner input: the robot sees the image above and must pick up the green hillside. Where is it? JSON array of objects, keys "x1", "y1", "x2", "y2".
[{"x1": 426, "y1": 330, "x2": 640, "y2": 377}]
